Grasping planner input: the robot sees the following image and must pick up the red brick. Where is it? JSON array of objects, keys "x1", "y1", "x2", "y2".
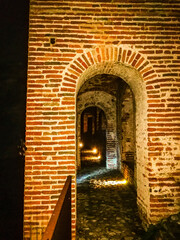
[{"x1": 24, "y1": 2, "x2": 180, "y2": 239}]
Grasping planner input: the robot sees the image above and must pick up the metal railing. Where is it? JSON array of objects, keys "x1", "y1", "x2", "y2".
[{"x1": 42, "y1": 176, "x2": 72, "y2": 240}]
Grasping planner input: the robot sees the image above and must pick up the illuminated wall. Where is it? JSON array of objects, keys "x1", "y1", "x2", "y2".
[{"x1": 24, "y1": 1, "x2": 180, "y2": 239}]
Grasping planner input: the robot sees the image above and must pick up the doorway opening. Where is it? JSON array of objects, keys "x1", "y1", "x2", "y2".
[
  {"x1": 76, "y1": 74, "x2": 136, "y2": 174},
  {"x1": 80, "y1": 106, "x2": 107, "y2": 168},
  {"x1": 76, "y1": 73, "x2": 142, "y2": 239}
]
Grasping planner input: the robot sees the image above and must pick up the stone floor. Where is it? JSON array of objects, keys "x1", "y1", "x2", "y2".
[{"x1": 76, "y1": 166, "x2": 146, "y2": 240}]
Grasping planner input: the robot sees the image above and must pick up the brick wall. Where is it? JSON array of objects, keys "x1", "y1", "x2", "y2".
[{"x1": 24, "y1": 0, "x2": 180, "y2": 239}]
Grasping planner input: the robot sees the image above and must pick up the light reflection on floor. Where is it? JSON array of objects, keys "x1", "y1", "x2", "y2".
[
  {"x1": 76, "y1": 166, "x2": 145, "y2": 239},
  {"x1": 76, "y1": 167, "x2": 110, "y2": 184},
  {"x1": 90, "y1": 179, "x2": 127, "y2": 188}
]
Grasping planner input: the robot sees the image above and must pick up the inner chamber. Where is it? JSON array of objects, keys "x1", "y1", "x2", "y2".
[{"x1": 76, "y1": 74, "x2": 136, "y2": 181}]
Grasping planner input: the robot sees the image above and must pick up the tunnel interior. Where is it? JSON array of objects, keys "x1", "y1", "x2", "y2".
[
  {"x1": 76, "y1": 73, "x2": 136, "y2": 183},
  {"x1": 80, "y1": 106, "x2": 107, "y2": 167},
  {"x1": 76, "y1": 74, "x2": 141, "y2": 238}
]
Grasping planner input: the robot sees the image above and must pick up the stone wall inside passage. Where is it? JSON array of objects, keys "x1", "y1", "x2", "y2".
[
  {"x1": 118, "y1": 86, "x2": 137, "y2": 185},
  {"x1": 24, "y1": 1, "x2": 180, "y2": 239}
]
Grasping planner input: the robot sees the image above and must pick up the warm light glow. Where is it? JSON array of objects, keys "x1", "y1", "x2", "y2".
[
  {"x1": 82, "y1": 150, "x2": 92, "y2": 153},
  {"x1": 90, "y1": 179, "x2": 127, "y2": 188},
  {"x1": 92, "y1": 148, "x2": 97, "y2": 154},
  {"x1": 79, "y1": 142, "x2": 83, "y2": 148},
  {"x1": 81, "y1": 156, "x2": 101, "y2": 161},
  {"x1": 98, "y1": 155, "x2": 101, "y2": 159}
]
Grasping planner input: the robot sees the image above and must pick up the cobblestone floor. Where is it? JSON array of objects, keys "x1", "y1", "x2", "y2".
[{"x1": 76, "y1": 166, "x2": 145, "y2": 240}]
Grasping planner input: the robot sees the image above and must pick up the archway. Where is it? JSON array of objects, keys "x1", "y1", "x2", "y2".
[
  {"x1": 75, "y1": 71, "x2": 140, "y2": 237},
  {"x1": 72, "y1": 61, "x2": 149, "y2": 214},
  {"x1": 76, "y1": 89, "x2": 117, "y2": 169},
  {"x1": 61, "y1": 46, "x2": 157, "y2": 231},
  {"x1": 79, "y1": 106, "x2": 107, "y2": 168}
]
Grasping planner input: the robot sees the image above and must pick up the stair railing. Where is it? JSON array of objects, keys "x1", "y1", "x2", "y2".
[{"x1": 42, "y1": 176, "x2": 72, "y2": 240}]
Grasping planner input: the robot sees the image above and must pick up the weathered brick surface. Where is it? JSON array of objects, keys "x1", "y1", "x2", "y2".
[{"x1": 24, "y1": 0, "x2": 180, "y2": 239}]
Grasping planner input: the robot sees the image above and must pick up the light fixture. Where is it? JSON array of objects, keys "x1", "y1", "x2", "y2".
[
  {"x1": 92, "y1": 147, "x2": 97, "y2": 154},
  {"x1": 79, "y1": 142, "x2": 83, "y2": 148}
]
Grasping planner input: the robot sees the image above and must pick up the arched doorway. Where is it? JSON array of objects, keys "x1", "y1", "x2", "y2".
[
  {"x1": 75, "y1": 72, "x2": 140, "y2": 237},
  {"x1": 61, "y1": 46, "x2": 156, "y2": 235},
  {"x1": 76, "y1": 87, "x2": 118, "y2": 170},
  {"x1": 76, "y1": 72, "x2": 138, "y2": 172},
  {"x1": 80, "y1": 106, "x2": 107, "y2": 168}
]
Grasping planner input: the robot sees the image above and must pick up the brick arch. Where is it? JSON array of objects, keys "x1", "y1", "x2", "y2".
[
  {"x1": 61, "y1": 46, "x2": 157, "y2": 95},
  {"x1": 76, "y1": 91, "x2": 117, "y2": 169},
  {"x1": 61, "y1": 46, "x2": 156, "y2": 225}
]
